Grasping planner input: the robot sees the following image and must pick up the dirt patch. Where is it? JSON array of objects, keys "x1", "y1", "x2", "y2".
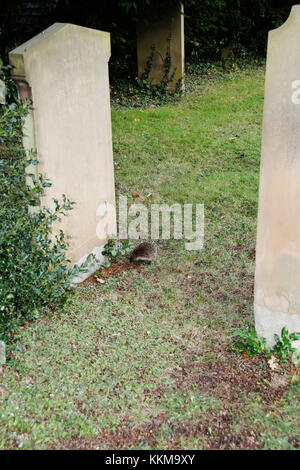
[
  {"x1": 77, "y1": 260, "x2": 143, "y2": 290},
  {"x1": 166, "y1": 414, "x2": 263, "y2": 450},
  {"x1": 50, "y1": 410, "x2": 263, "y2": 450},
  {"x1": 167, "y1": 348, "x2": 290, "y2": 404},
  {"x1": 50, "y1": 416, "x2": 159, "y2": 450}
]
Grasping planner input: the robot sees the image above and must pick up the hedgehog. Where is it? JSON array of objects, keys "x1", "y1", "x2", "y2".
[{"x1": 129, "y1": 241, "x2": 157, "y2": 263}]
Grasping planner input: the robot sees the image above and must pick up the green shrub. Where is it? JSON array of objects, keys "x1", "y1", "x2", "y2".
[
  {"x1": 0, "y1": 60, "x2": 17, "y2": 103},
  {"x1": 0, "y1": 100, "x2": 75, "y2": 342}
]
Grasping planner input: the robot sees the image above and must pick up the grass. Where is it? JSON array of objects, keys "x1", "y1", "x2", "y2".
[{"x1": 1, "y1": 64, "x2": 299, "y2": 450}]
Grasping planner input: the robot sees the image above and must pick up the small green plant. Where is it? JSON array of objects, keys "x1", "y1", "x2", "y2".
[
  {"x1": 273, "y1": 327, "x2": 300, "y2": 365},
  {"x1": 231, "y1": 327, "x2": 271, "y2": 357},
  {"x1": 232, "y1": 326, "x2": 300, "y2": 365},
  {"x1": 101, "y1": 237, "x2": 134, "y2": 267}
]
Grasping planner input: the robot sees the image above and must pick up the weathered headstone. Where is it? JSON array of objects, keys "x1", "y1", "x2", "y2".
[
  {"x1": 254, "y1": 5, "x2": 300, "y2": 348},
  {"x1": 9, "y1": 23, "x2": 116, "y2": 281},
  {"x1": 136, "y1": 3, "x2": 184, "y2": 90}
]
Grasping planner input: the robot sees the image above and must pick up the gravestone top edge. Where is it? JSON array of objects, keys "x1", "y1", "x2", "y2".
[
  {"x1": 269, "y1": 4, "x2": 300, "y2": 37},
  {"x1": 9, "y1": 22, "x2": 110, "y2": 57},
  {"x1": 9, "y1": 22, "x2": 111, "y2": 82}
]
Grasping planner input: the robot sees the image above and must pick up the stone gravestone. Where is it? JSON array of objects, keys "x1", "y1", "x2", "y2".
[
  {"x1": 136, "y1": 2, "x2": 184, "y2": 90},
  {"x1": 9, "y1": 23, "x2": 116, "y2": 282},
  {"x1": 254, "y1": 5, "x2": 300, "y2": 348}
]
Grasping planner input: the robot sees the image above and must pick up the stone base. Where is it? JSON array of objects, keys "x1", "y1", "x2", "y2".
[
  {"x1": 255, "y1": 289, "x2": 300, "y2": 350},
  {"x1": 70, "y1": 245, "x2": 107, "y2": 285}
]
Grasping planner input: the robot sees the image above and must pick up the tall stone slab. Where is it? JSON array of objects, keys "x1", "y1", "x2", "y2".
[
  {"x1": 254, "y1": 5, "x2": 300, "y2": 347},
  {"x1": 9, "y1": 23, "x2": 116, "y2": 281},
  {"x1": 136, "y1": 3, "x2": 184, "y2": 90}
]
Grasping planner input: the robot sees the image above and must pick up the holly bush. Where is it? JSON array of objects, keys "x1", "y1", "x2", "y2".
[{"x1": 0, "y1": 99, "x2": 75, "y2": 342}]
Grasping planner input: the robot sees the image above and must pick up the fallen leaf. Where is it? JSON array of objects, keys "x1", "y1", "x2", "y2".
[{"x1": 268, "y1": 355, "x2": 279, "y2": 370}]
